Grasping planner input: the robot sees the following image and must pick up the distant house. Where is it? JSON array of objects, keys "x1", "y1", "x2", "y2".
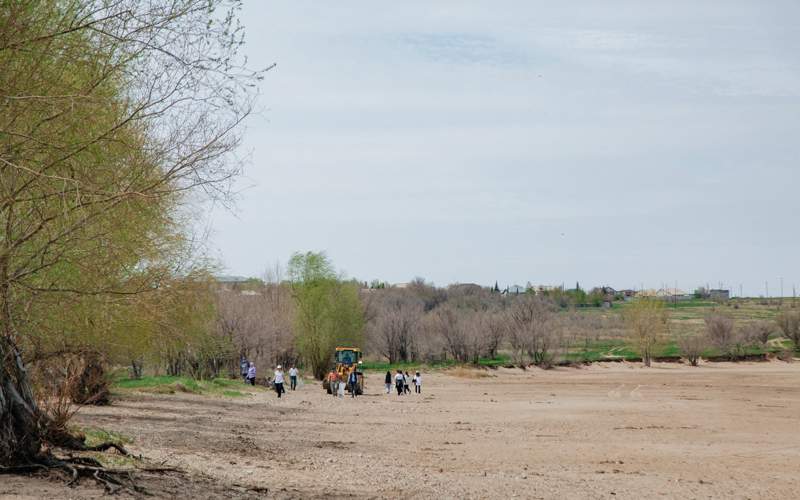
[
  {"x1": 638, "y1": 288, "x2": 693, "y2": 301},
  {"x1": 531, "y1": 284, "x2": 558, "y2": 295},
  {"x1": 709, "y1": 289, "x2": 730, "y2": 301},
  {"x1": 506, "y1": 285, "x2": 526, "y2": 295}
]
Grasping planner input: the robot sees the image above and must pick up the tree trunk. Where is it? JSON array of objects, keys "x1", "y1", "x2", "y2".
[{"x1": 0, "y1": 336, "x2": 43, "y2": 465}]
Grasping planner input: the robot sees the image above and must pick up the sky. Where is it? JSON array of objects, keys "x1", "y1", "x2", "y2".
[{"x1": 207, "y1": 0, "x2": 800, "y2": 296}]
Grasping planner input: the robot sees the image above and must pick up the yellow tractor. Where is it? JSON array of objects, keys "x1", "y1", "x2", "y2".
[{"x1": 323, "y1": 347, "x2": 364, "y2": 395}]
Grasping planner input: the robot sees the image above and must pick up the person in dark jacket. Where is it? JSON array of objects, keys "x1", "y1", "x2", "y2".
[
  {"x1": 384, "y1": 370, "x2": 392, "y2": 394},
  {"x1": 348, "y1": 370, "x2": 358, "y2": 398},
  {"x1": 394, "y1": 370, "x2": 404, "y2": 396}
]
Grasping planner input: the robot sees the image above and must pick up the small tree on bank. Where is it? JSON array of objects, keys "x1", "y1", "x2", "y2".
[
  {"x1": 624, "y1": 298, "x2": 667, "y2": 367},
  {"x1": 705, "y1": 313, "x2": 737, "y2": 360},
  {"x1": 678, "y1": 333, "x2": 708, "y2": 366}
]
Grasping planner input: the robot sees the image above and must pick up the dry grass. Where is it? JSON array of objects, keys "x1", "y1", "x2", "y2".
[{"x1": 445, "y1": 366, "x2": 493, "y2": 379}]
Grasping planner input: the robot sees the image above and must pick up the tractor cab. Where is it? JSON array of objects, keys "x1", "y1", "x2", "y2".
[{"x1": 335, "y1": 347, "x2": 361, "y2": 366}]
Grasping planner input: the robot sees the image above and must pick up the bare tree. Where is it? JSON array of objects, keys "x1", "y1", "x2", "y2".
[
  {"x1": 741, "y1": 321, "x2": 774, "y2": 348},
  {"x1": 484, "y1": 310, "x2": 508, "y2": 359},
  {"x1": 429, "y1": 305, "x2": 469, "y2": 363},
  {"x1": 678, "y1": 333, "x2": 708, "y2": 366},
  {"x1": 509, "y1": 295, "x2": 559, "y2": 368},
  {"x1": 776, "y1": 310, "x2": 800, "y2": 350},
  {"x1": 367, "y1": 291, "x2": 424, "y2": 363},
  {"x1": 705, "y1": 313, "x2": 738, "y2": 360}
]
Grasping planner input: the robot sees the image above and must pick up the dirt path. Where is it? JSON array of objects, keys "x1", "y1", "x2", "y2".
[{"x1": 3, "y1": 361, "x2": 799, "y2": 499}]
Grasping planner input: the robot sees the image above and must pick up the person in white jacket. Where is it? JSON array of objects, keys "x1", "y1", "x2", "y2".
[
  {"x1": 414, "y1": 371, "x2": 422, "y2": 394},
  {"x1": 246, "y1": 363, "x2": 256, "y2": 386},
  {"x1": 273, "y1": 365, "x2": 285, "y2": 398}
]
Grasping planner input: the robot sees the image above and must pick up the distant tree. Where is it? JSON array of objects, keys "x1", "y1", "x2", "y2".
[
  {"x1": 741, "y1": 321, "x2": 774, "y2": 348},
  {"x1": 428, "y1": 305, "x2": 467, "y2": 362},
  {"x1": 288, "y1": 252, "x2": 364, "y2": 379},
  {"x1": 367, "y1": 291, "x2": 423, "y2": 363},
  {"x1": 678, "y1": 333, "x2": 708, "y2": 366},
  {"x1": 624, "y1": 299, "x2": 667, "y2": 367},
  {"x1": 484, "y1": 310, "x2": 508, "y2": 359},
  {"x1": 776, "y1": 310, "x2": 800, "y2": 350},
  {"x1": 587, "y1": 289, "x2": 605, "y2": 307},
  {"x1": 705, "y1": 313, "x2": 737, "y2": 360},
  {"x1": 407, "y1": 277, "x2": 447, "y2": 311},
  {"x1": 509, "y1": 296, "x2": 559, "y2": 368}
]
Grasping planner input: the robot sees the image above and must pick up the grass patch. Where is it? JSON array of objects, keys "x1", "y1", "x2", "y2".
[
  {"x1": 113, "y1": 375, "x2": 258, "y2": 397},
  {"x1": 82, "y1": 427, "x2": 132, "y2": 448},
  {"x1": 446, "y1": 366, "x2": 493, "y2": 379}
]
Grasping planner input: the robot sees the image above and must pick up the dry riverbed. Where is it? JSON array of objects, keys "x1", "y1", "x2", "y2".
[{"x1": 2, "y1": 361, "x2": 799, "y2": 499}]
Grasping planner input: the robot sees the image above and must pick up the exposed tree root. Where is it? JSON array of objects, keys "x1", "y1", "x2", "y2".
[
  {"x1": 1, "y1": 452, "x2": 184, "y2": 495},
  {"x1": 81, "y1": 441, "x2": 130, "y2": 455}
]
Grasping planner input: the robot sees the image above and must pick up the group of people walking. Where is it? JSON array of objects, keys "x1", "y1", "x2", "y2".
[
  {"x1": 240, "y1": 357, "x2": 299, "y2": 398},
  {"x1": 327, "y1": 369, "x2": 361, "y2": 398},
  {"x1": 241, "y1": 358, "x2": 423, "y2": 399},
  {"x1": 386, "y1": 370, "x2": 422, "y2": 395}
]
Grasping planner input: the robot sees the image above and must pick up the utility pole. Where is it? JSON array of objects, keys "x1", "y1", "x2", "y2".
[
  {"x1": 766, "y1": 281, "x2": 770, "y2": 304},
  {"x1": 780, "y1": 277, "x2": 784, "y2": 306},
  {"x1": 674, "y1": 279, "x2": 678, "y2": 308}
]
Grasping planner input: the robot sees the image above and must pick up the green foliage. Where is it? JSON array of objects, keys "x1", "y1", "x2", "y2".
[
  {"x1": 113, "y1": 375, "x2": 250, "y2": 397},
  {"x1": 82, "y1": 428, "x2": 133, "y2": 448},
  {"x1": 288, "y1": 252, "x2": 365, "y2": 379},
  {"x1": 624, "y1": 298, "x2": 667, "y2": 366}
]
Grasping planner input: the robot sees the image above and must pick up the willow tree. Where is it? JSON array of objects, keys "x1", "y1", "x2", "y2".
[
  {"x1": 0, "y1": 0, "x2": 264, "y2": 469},
  {"x1": 288, "y1": 252, "x2": 364, "y2": 380}
]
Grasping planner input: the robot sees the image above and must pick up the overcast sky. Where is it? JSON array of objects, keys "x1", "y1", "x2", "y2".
[{"x1": 207, "y1": 0, "x2": 800, "y2": 296}]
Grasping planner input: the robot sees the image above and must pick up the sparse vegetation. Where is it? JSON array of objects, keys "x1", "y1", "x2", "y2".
[{"x1": 624, "y1": 298, "x2": 667, "y2": 367}]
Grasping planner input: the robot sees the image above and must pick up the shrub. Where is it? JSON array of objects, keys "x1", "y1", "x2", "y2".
[
  {"x1": 678, "y1": 333, "x2": 707, "y2": 366},
  {"x1": 776, "y1": 310, "x2": 800, "y2": 350},
  {"x1": 705, "y1": 313, "x2": 737, "y2": 360},
  {"x1": 741, "y1": 321, "x2": 773, "y2": 347}
]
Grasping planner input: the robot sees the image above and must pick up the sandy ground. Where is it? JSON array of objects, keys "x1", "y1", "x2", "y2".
[{"x1": 2, "y1": 361, "x2": 799, "y2": 499}]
